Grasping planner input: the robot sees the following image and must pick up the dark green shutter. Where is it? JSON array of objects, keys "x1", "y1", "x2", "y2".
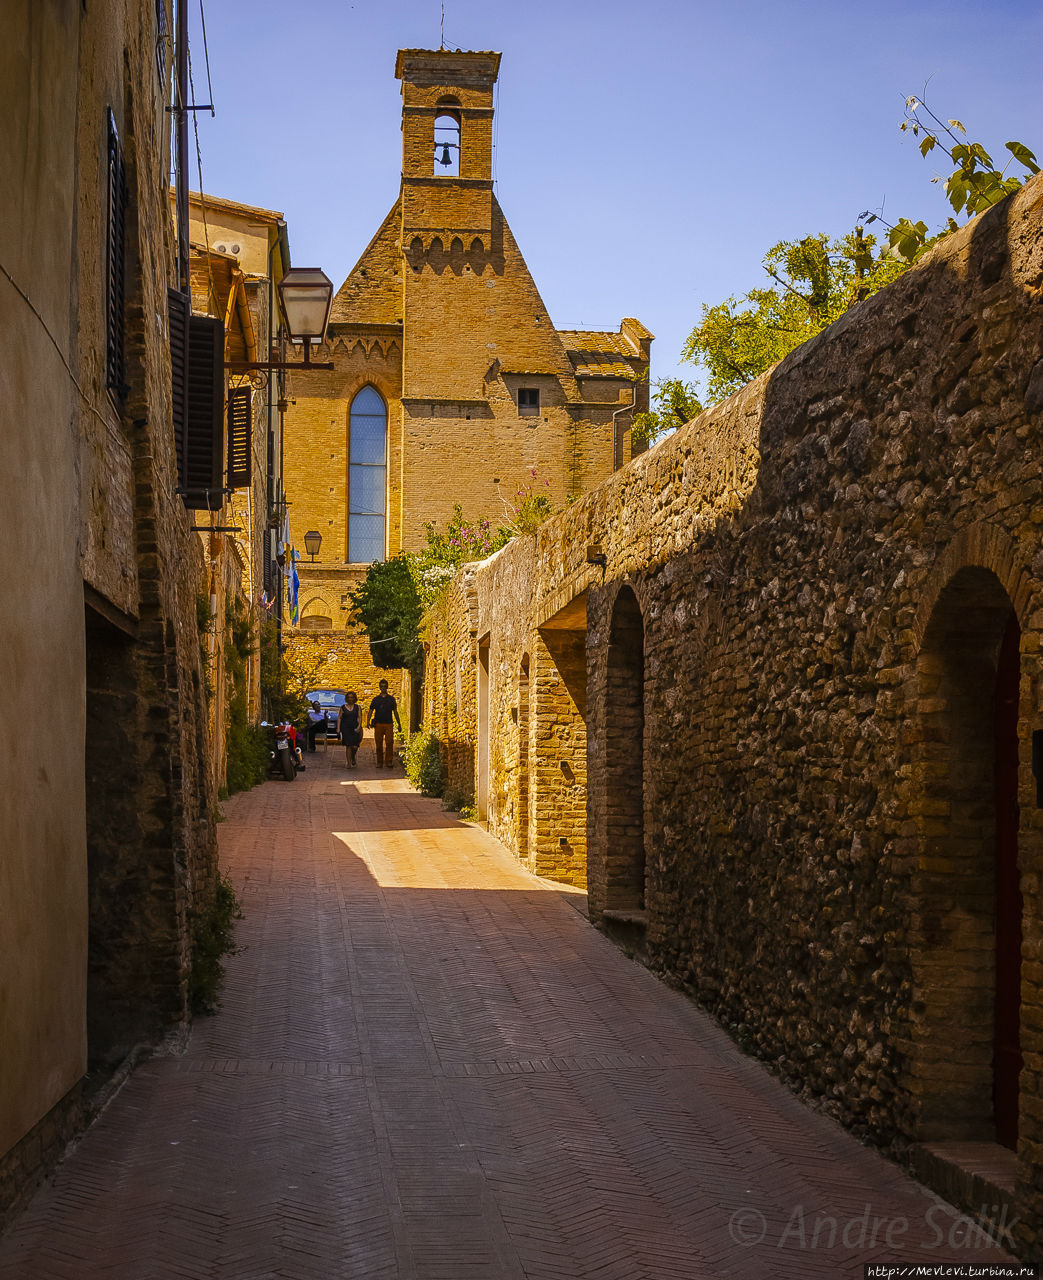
[
  {"x1": 105, "y1": 111, "x2": 127, "y2": 396},
  {"x1": 226, "y1": 387, "x2": 252, "y2": 490},
  {"x1": 182, "y1": 315, "x2": 225, "y2": 510},
  {"x1": 168, "y1": 288, "x2": 190, "y2": 489}
]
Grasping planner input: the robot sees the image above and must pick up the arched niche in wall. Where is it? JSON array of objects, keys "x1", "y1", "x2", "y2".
[
  {"x1": 604, "y1": 586, "x2": 646, "y2": 913},
  {"x1": 911, "y1": 565, "x2": 1024, "y2": 1149}
]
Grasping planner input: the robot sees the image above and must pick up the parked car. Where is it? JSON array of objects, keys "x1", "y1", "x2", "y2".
[{"x1": 305, "y1": 689, "x2": 346, "y2": 739}]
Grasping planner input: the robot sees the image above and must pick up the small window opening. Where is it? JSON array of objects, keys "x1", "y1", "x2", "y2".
[
  {"x1": 518, "y1": 388, "x2": 540, "y2": 416},
  {"x1": 433, "y1": 113, "x2": 460, "y2": 176}
]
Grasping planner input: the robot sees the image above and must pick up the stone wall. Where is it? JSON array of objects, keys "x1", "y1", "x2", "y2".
[
  {"x1": 423, "y1": 177, "x2": 1043, "y2": 1253},
  {"x1": 1, "y1": 0, "x2": 218, "y2": 1220}
]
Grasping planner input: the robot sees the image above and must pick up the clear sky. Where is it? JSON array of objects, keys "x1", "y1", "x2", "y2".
[{"x1": 189, "y1": 0, "x2": 1041, "y2": 391}]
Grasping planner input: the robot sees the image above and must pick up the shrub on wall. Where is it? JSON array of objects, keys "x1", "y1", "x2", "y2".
[
  {"x1": 189, "y1": 871, "x2": 243, "y2": 1014},
  {"x1": 223, "y1": 600, "x2": 268, "y2": 796},
  {"x1": 404, "y1": 730, "x2": 444, "y2": 797}
]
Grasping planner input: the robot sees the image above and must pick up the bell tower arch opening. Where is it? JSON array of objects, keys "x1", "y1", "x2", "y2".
[
  {"x1": 433, "y1": 99, "x2": 460, "y2": 176},
  {"x1": 911, "y1": 565, "x2": 1023, "y2": 1150}
]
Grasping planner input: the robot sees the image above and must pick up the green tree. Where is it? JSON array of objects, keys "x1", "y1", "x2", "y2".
[
  {"x1": 632, "y1": 377, "x2": 703, "y2": 445},
  {"x1": 874, "y1": 95, "x2": 1039, "y2": 261},
  {"x1": 347, "y1": 501, "x2": 519, "y2": 674},
  {"x1": 682, "y1": 231, "x2": 908, "y2": 403},
  {"x1": 679, "y1": 101, "x2": 1037, "y2": 405},
  {"x1": 346, "y1": 555, "x2": 423, "y2": 672}
]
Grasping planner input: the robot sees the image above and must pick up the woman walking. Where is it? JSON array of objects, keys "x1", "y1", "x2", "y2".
[{"x1": 337, "y1": 690, "x2": 363, "y2": 768}]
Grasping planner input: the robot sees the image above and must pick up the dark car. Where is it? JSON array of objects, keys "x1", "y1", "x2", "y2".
[{"x1": 305, "y1": 689, "x2": 346, "y2": 739}]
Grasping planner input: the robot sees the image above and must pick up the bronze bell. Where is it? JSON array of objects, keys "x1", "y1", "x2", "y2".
[{"x1": 438, "y1": 143, "x2": 452, "y2": 167}]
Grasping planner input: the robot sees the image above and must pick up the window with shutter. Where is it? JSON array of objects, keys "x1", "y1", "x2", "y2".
[
  {"x1": 226, "y1": 386, "x2": 252, "y2": 489},
  {"x1": 106, "y1": 111, "x2": 127, "y2": 398},
  {"x1": 182, "y1": 315, "x2": 225, "y2": 510},
  {"x1": 168, "y1": 288, "x2": 190, "y2": 489}
]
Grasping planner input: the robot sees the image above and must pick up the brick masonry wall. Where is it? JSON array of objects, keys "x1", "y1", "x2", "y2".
[
  {"x1": 424, "y1": 178, "x2": 1043, "y2": 1253},
  {"x1": 284, "y1": 47, "x2": 647, "y2": 716}
]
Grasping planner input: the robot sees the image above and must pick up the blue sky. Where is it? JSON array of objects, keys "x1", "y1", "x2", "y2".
[{"x1": 191, "y1": 0, "x2": 1041, "y2": 390}]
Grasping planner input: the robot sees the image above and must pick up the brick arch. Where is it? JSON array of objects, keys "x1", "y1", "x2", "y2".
[
  {"x1": 299, "y1": 594, "x2": 333, "y2": 631},
  {"x1": 911, "y1": 522, "x2": 1033, "y2": 651},
  {"x1": 905, "y1": 561, "x2": 1026, "y2": 1148}
]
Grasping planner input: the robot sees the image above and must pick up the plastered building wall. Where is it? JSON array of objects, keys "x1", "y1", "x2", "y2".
[
  {"x1": 424, "y1": 178, "x2": 1043, "y2": 1254},
  {"x1": 1, "y1": 1, "x2": 217, "y2": 1219}
]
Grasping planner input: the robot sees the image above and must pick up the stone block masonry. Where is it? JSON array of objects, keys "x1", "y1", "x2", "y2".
[{"x1": 423, "y1": 175, "x2": 1043, "y2": 1257}]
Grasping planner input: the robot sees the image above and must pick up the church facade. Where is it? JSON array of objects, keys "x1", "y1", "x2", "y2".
[{"x1": 282, "y1": 49, "x2": 651, "y2": 710}]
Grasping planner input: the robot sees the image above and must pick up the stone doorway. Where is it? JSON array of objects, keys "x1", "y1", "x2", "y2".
[
  {"x1": 910, "y1": 566, "x2": 1023, "y2": 1149},
  {"x1": 84, "y1": 603, "x2": 145, "y2": 1068}
]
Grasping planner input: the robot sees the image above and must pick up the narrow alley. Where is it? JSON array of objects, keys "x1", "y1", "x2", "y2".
[{"x1": 0, "y1": 752, "x2": 1018, "y2": 1279}]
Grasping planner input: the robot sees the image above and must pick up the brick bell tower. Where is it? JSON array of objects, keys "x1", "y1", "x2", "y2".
[{"x1": 395, "y1": 48, "x2": 501, "y2": 255}]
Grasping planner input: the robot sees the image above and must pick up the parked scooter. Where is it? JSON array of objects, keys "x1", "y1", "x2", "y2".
[{"x1": 261, "y1": 721, "x2": 298, "y2": 781}]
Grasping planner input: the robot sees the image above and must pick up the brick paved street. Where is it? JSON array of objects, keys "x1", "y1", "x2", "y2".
[{"x1": 0, "y1": 748, "x2": 1017, "y2": 1278}]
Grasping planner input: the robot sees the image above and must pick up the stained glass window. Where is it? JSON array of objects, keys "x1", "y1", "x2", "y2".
[{"x1": 349, "y1": 386, "x2": 386, "y2": 563}]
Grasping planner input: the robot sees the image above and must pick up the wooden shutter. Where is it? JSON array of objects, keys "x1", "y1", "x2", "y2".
[
  {"x1": 105, "y1": 111, "x2": 127, "y2": 396},
  {"x1": 168, "y1": 288, "x2": 190, "y2": 489},
  {"x1": 182, "y1": 315, "x2": 225, "y2": 510},
  {"x1": 226, "y1": 387, "x2": 252, "y2": 490}
]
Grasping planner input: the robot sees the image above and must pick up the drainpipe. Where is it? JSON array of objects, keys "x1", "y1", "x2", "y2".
[{"x1": 612, "y1": 385, "x2": 638, "y2": 469}]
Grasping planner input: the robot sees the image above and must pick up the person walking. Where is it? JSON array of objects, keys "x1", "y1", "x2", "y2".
[
  {"x1": 367, "y1": 680, "x2": 402, "y2": 769},
  {"x1": 305, "y1": 701, "x2": 325, "y2": 752},
  {"x1": 337, "y1": 691, "x2": 363, "y2": 768}
]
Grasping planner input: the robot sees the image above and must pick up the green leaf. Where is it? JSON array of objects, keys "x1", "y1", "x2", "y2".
[
  {"x1": 919, "y1": 135, "x2": 937, "y2": 158},
  {"x1": 945, "y1": 174, "x2": 968, "y2": 215},
  {"x1": 948, "y1": 119, "x2": 966, "y2": 134},
  {"x1": 1006, "y1": 140, "x2": 1040, "y2": 174}
]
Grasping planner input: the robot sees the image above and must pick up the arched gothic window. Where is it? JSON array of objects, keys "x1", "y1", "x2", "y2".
[{"x1": 349, "y1": 386, "x2": 386, "y2": 564}]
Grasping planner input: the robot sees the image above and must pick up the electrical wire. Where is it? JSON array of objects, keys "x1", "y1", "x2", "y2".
[
  {"x1": 197, "y1": 0, "x2": 215, "y2": 115},
  {"x1": 0, "y1": 257, "x2": 123, "y2": 441},
  {"x1": 187, "y1": 40, "x2": 216, "y2": 306}
]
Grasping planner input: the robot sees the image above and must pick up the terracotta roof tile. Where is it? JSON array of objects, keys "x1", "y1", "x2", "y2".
[{"x1": 558, "y1": 329, "x2": 643, "y2": 378}]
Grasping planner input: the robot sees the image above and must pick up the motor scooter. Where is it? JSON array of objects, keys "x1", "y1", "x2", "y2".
[{"x1": 261, "y1": 721, "x2": 298, "y2": 781}]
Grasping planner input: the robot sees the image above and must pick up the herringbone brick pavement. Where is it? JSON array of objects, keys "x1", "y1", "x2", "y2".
[{"x1": 0, "y1": 751, "x2": 1019, "y2": 1277}]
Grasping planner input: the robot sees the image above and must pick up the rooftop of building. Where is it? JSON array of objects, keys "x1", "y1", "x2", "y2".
[
  {"x1": 558, "y1": 326, "x2": 649, "y2": 378},
  {"x1": 395, "y1": 48, "x2": 502, "y2": 78},
  {"x1": 181, "y1": 189, "x2": 285, "y2": 224}
]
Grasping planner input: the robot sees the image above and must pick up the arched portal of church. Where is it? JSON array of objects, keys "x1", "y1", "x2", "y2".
[
  {"x1": 604, "y1": 586, "x2": 645, "y2": 912},
  {"x1": 911, "y1": 566, "x2": 1023, "y2": 1149}
]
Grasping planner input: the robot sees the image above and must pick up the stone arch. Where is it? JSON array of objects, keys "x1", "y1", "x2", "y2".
[
  {"x1": 604, "y1": 585, "x2": 646, "y2": 912},
  {"x1": 909, "y1": 563, "x2": 1025, "y2": 1148},
  {"x1": 911, "y1": 522, "x2": 1032, "y2": 651},
  {"x1": 300, "y1": 595, "x2": 332, "y2": 631}
]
